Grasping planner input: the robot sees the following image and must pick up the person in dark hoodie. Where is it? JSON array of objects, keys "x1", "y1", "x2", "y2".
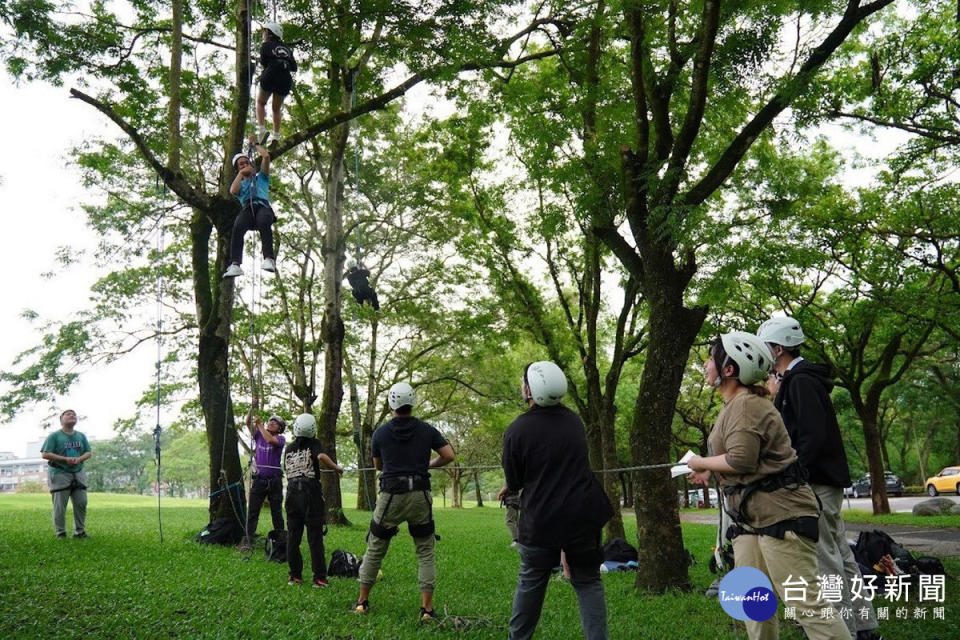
[
  {"x1": 758, "y1": 317, "x2": 881, "y2": 640},
  {"x1": 344, "y1": 260, "x2": 380, "y2": 311},
  {"x1": 352, "y1": 382, "x2": 455, "y2": 622},
  {"x1": 501, "y1": 361, "x2": 612, "y2": 640}
]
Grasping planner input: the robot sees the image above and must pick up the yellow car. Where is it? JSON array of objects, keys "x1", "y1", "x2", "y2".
[{"x1": 924, "y1": 466, "x2": 960, "y2": 496}]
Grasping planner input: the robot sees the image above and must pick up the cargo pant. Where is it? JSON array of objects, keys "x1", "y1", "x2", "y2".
[
  {"x1": 734, "y1": 530, "x2": 852, "y2": 640},
  {"x1": 813, "y1": 484, "x2": 879, "y2": 639},
  {"x1": 358, "y1": 490, "x2": 435, "y2": 592},
  {"x1": 49, "y1": 471, "x2": 87, "y2": 537}
]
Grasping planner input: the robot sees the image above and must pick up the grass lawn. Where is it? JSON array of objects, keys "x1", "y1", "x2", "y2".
[
  {"x1": 1, "y1": 493, "x2": 957, "y2": 639},
  {"x1": 840, "y1": 510, "x2": 960, "y2": 529},
  {"x1": 681, "y1": 507, "x2": 960, "y2": 530}
]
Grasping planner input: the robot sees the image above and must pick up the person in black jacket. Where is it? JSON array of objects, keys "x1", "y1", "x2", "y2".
[
  {"x1": 500, "y1": 361, "x2": 611, "y2": 640},
  {"x1": 256, "y1": 22, "x2": 297, "y2": 143},
  {"x1": 758, "y1": 317, "x2": 881, "y2": 640},
  {"x1": 344, "y1": 260, "x2": 380, "y2": 311}
]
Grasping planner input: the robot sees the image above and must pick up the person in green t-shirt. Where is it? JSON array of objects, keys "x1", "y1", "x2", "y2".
[{"x1": 41, "y1": 409, "x2": 93, "y2": 538}]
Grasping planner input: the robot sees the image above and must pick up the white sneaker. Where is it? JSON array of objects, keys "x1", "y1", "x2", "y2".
[
  {"x1": 262, "y1": 258, "x2": 276, "y2": 272},
  {"x1": 257, "y1": 125, "x2": 268, "y2": 145},
  {"x1": 223, "y1": 264, "x2": 243, "y2": 278}
]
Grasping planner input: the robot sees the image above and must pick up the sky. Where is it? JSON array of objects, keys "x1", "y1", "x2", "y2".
[
  {"x1": 0, "y1": 54, "x2": 904, "y2": 460},
  {"x1": 0, "y1": 74, "x2": 157, "y2": 457}
]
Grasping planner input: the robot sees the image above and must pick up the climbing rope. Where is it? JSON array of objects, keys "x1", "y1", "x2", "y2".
[{"x1": 153, "y1": 177, "x2": 166, "y2": 544}]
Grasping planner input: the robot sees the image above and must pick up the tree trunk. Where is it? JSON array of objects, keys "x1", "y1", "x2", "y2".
[
  {"x1": 862, "y1": 411, "x2": 891, "y2": 514},
  {"x1": 194, "y1": 203, "x2": 246, "y2": 532},
  {"x1": 599, "y1": 396, "x2": 625, "y2": 540},
  {"x1": 451, "y1": 466, "x2": 462, "y2": 508},
  {"x1": 473, "y1": 469, "x2": 484, "y2": 507},
  {"x1": 630, "y1": 294, "x2": 703, "y2": 592},
  {"x1": 316, "y1": 89, "x2": 353, "y2": 525}
]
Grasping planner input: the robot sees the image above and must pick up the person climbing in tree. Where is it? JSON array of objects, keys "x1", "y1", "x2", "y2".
[
  {"x1": 344, "y1": 260, "x2": 380, "y2": 311},
  {"x1": 224, "y1": 134, "x2": 277, "y2": 279},
  {"x1": 256, "y1": 22, "x2": 297, "y2": 144}
]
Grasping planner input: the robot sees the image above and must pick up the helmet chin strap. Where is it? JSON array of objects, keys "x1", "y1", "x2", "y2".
[{"x1": 714, "y1": 355, "x2": 733, "y2": 388}]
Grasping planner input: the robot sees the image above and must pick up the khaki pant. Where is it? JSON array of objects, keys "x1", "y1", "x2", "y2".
[
  {"x1": 733, "y1": 531, "x2": 850, "y2": 640},
  {"x1": 358, "y1": 490, "x2": 435, "y2": 592},
  {"x1": 49, "y1": 471, "x2": 87, "y2": 537},
  {"x1": 813, "y1": 484, "x2": 879, "y2": 638}
]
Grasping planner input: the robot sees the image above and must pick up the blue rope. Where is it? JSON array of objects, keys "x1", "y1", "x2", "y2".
[{"x1": 209, "y1": 481, "x2": 244, "y2": 498}]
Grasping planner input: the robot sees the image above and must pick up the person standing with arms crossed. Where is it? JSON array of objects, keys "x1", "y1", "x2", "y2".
[{"x1": 41, "y1": 409, "x2": 93, "y2": 539}]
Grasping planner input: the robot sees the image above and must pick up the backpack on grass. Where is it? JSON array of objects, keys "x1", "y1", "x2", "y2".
[
  {"x1": 196, "y1": 517, "x2": 243, "y2": 546},
  {"x1": 265, "y1": 529, "x2": 287, "y2": 563},
  {"x1": 328, "y1": 549, "x2": 361, "y2": 577}
]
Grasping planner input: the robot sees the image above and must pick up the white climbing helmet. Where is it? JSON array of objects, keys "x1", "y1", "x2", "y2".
[
  {"x1": 262, "y1": 22, "x2": 283, "y2": 40},
  {"x1": 719, "y1": 331, "x2": 773, "y2": 386},
  {"x1": 292, "y1": 413, "x2": 316, "y2": 438},
  {"x1": 523, "y1": 361, "x2": 567, "y2": 406},
  {"x1": 387, "y1": 382, "x2": 416, "y2": 410},
  {"x1": 232, "y1": 152, "x2": 249, "y2": 170},
  {"x1": 757, "y1": 316, "x2": 805, "y2": 347}
]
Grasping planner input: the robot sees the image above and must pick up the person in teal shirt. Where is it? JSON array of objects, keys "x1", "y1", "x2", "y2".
[{"x1": 41, "y1": 409, "x2": 92, "y2": 538}]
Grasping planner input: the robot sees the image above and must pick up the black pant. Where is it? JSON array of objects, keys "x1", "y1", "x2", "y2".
[
  {"x1": 285, "y1": 479, "x2": 327, "y2": 580},
  {"x1": 246, "y1": 475, "x2": 284, "y2": 536},
  {"x1": 230, "y1": 202, "x2": 275, "y2": 264},
  {"x1": 351, "y1": 286, "x2": 380, "y2": 311}
]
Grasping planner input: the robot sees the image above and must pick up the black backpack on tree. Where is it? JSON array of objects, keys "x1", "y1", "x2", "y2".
[{"x1": 265, "y1": 529, "x2": 288, "y2": 562}]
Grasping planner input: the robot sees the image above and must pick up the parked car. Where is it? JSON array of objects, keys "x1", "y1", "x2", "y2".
[
  {"x1": 680, "y1": 487, "x2": 718, "y2": 507},
  {"x1": 924, "y1": 466, "x2": 960, "y2": 496},
  {"x1": 844, "y1": 471, "x2": 904, "y2": 498}
]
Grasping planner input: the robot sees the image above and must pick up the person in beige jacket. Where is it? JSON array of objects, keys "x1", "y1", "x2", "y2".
[{"x1": 688, "y1": 331, "x2": 848, "y2": 640}]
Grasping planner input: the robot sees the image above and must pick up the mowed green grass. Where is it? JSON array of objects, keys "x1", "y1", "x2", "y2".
[{"x1": 0, "y1": 494, "x2": 957, "y2": 639}]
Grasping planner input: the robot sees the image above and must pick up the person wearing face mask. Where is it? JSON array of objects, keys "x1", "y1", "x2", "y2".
[{"x1": 758, "y1": 317, "x2": 881, "y2": 640}]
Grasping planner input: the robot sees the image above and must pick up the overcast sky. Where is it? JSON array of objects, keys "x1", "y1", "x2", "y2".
[
  {"x1": 0, "y1": 74, "x2": 157, "y2": 457},
  {"x1": 0, "y1": 59, "x2": 900, "y2": 459}
]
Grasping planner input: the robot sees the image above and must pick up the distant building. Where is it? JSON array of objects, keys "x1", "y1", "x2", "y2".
[{"x1": 0, "y1": 454, "x2": 47, "y2": 492}]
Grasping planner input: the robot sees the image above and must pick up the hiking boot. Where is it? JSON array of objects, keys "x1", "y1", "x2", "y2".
[
  {"x1": 312, "y1": 578, "x2": 329, "y2": 588},
  {"x1": 56, "y1": 533, "x2": 66, "y2": 539},
  {"x1": 287, "y1": 575, "x2": 303, "y2": 586},
  {"x1": 262, "y1": 258, "x2": 276, "y2": 272},
  {"x1": 72, "y1": 532, "x2": 88, "y2": 539},
  {"x1": 857, "y1": 632, "x2": 884, "y2": 640},
  {"x1": 223, "y1": 263, "x2": 243, "y2": 278},
  {"x1": 257, "y1": 125, "x2": 268, "y2": 145},
  {"x1": 419, "y1": 607, "x2": 438, "y2": 623},
  {"x1": 351, "y1": 600, "x2": 370, "y2": 614}
]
